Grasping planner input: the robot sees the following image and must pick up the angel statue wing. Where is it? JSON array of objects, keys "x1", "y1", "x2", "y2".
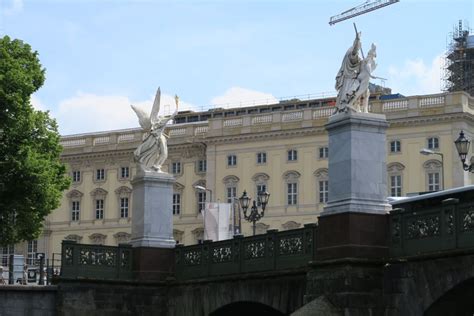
[
  {"x1": 150, "y1": 87, "x2": 161, "y2": 125},
  {"x1": 131, "y1": 104, "x2": 152, "y2": 131}
]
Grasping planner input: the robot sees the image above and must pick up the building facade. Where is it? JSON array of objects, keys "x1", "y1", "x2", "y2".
[{"x1": 2, "y1": 91, "x2": 474, "y2": 263}]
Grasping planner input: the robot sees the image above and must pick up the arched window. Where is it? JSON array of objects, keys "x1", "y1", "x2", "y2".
[
  {"x1": 223, "y1": 175, "x2": 239, "y2": 204},
  {"x1": 283, "y1": 171, "x2": 301, "y2": 206},
  {"x1": 314, "y1": 168, "x2": 329, "y2": 204},
  {"x1": 67, "y1": 190, "x2": 83, "y2": 222},
  {"x1": 423, "y1": 159, "x2": 442, "y2": 191},
  {"x1": 387, "y1": 162, "x2": 405, "y2": 197},
  {"x1": 90, "y1": 188, "x2": 108, "y2": 220},
  {"x1": 115, "y1": 186, "x2": 132, "y2": 218}
]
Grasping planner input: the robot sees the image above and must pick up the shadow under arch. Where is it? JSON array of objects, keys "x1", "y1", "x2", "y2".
[
  {"x1": 425, "y1": 278, "x2": 474, "y2": 316},
  {"x1": 209, "y1": 301, "x2": 285, "y2": 316}
]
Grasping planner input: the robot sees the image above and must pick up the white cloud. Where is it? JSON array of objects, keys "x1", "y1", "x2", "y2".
[
  {"x1": 210, "y1": 87, "x2": 278, "y2": 109},
  {"x1": 387, "y1": 54, "x2": 443, "y2": 96},
  {"x1": 3, "y1": 0, "x2": 23, "y2": 15},
  {"x1": 54, "y1": 91, "x2": 196, "y2": 135}
]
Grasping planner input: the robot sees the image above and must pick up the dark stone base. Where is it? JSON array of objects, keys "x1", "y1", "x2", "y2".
[
  {"x1": 317, "y1": 212, "x2": 389, "y2": 260},
  {"x1": 132, "y1": 247, "x2": 175, "y2": 282}
]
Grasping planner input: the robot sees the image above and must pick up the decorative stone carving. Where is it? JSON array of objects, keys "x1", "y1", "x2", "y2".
[
  {"x1": 283, "y1": 171, "x2": 301, "y2": 181},
  {"x1": 406, "y1": 216, "x2": 440, "y2": 239},
  {"x1": 90, "y1": 188, "x2": 108, "y2": 197},
  {"x1": 66, "y1": 190, "x2": 83, "y2": 199},
  {"x1": 173, "y1": 229, "x2": 184, "y2": 243},
  {"x1": 222, "y1": 175, "x2": 239, "y2": 185},
  {"x1": 252, "y1": 173, "x2": 270, "y2": 182},
  {"x1": 113, "y1": 232, "x2": 131, "y2": 244},
  {"x1": 423, "y1": 159, "x2": 442, "y2": 171},
  {"x1": 64, "y1": 234, "x2": 82, "y2": 242},
  {"x1": 173, "y1": 182, "x2": 185, "y2": 193},
  {"x1": 255, "y1": 222, "x2": 269, "y2": 235},
  {"x1": 89, "y1": 233, "x2": 107, "y2": 245},
  {"x1": 282, "y1": 221, "x2": 301, "y2": 231},
  {"x1": 131, "y1": 87, "x2": 179, "y2": 172},
  {"x1": 115, "y1": 186, "x2": 132, "y2": 196},
  {"x1": 314, "y1": 168, "x2": 328, "y2": 180},
  {"x1": 387, "y1": 162, "x2": 405, "y2": 173}
]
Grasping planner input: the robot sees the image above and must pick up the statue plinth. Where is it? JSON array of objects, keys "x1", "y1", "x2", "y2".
[
  {"x1": 317, "y1": 111, "x2": 390, "y2": 260},
  {"x1": 322, "y1": 111, "x2": 391, "y2": 216},
  {"x1": 130, "y1": 170, "x2": 176, "y2": 248}
]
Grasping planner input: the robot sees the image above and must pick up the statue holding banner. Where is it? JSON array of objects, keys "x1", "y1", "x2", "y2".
[{"x1": 335, "y1": 29, "x2": 378, "y2": 114}]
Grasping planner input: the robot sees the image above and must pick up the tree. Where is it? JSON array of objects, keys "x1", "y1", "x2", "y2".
[{"x1": 0, "y1": 36, "x2": 70, "y2": 246}]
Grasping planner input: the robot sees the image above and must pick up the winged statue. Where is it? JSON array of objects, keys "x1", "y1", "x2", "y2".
[{"x1": 131, "y1": 87, "x2": 179, "y2": 172}]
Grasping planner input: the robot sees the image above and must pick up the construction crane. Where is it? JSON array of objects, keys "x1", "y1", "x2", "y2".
[{"x1": 329, "y1": 0, "x2": 399, "y2": 25}]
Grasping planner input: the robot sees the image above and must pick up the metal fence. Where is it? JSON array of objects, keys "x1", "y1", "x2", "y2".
[
  {"x1": 389, "y1": 198, "x2": 474, "y2": 257},
  {"x1": 0, "y1": 254, "x2": 52, "y2": 285},
  {"x1": 60, "y1": 240, "x2": 133, "y2": 281},
  {"x1": 175, "y1": 223, "x2": 317, "y2": 280}
]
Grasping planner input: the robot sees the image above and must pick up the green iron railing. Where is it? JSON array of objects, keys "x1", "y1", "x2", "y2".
[
  {"x1": 60, "y1": 240, "x2": 133, "y2": 281},
  {"x1": 389, "y1": 198, "x2": 474, "y2": 257},
  {"x1": 175, "y1": 223, "x2": 317, "y2": 280}
]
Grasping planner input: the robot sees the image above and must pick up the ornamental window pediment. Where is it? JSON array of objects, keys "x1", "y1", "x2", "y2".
[
  {"x1": 423, "y1": 159, "x2": 442, "y2": 171},
  {"x1": 283, "y1": 170, "x2": 301, "y2": 181},
  {"x1": 64, "y1": 234, "x2": 82, "y2": 242},
  {"x1": 222, "y1": 175, "x2": 240, "y2": 185},
  {"x1": 113, "y1": 232, "x2": 131, "y2": 244},
  {"x1": 89, "y1": 233, "x2": 107, "y2": 245},
  {"x1": 314, "y1": 168, "x2": 328, "y2": 180},
  {"x1": 67, "y1": 190, "x2": 83, "y2": 199},
  {"x1": 252, "y1": 173, "x2": 270, "y2": 183},
  {"x1": 115, "y1": 186, "x2": 132, "y2": 197},
  {"x1": 90, "y1": 188, "x2": 108, "y2": 197},
  {"x1": 387, "y1": 162, "x2": 405, "y2": 173},
  {"x1": 282, "y1": 221, "x2": 301, "y2": 230}
]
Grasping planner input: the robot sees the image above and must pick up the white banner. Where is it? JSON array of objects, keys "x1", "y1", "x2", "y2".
[{"x1": 204, "y1": 203, "x2": 233, "y2": 241}]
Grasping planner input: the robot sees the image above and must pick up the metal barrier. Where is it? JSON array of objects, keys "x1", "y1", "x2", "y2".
[
  {"x1": 389, "y1": 198, "x2": 474, "y2": 258},
  {"x1": 60, "y1": 241, "x2": 133, "y2": 281},
  {"x1": 175, "y1": 224, "x2": 317, "y2": 280}
]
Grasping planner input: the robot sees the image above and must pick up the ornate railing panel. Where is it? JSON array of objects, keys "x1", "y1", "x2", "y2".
[
  {"x1": 60, "y1": 241, "x2": 133, "y2": 281},
  {"x1": 175, "y1": 224, "x2": 317, "y2": 281},
  {"x1": 389, "y1": 197, "x2": 474, "y2": 258}
]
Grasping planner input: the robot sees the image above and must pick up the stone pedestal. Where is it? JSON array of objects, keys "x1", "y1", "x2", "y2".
[
  {"x1": 130, "y1": 170, "x2": 176, "y2": 281},
  {"x1": 130, "y1": 170, "x2": 176, "y2": 248},
  {"x1": 323, "y1": 112, "x2": 391, "y2": 215},
  {"x1": 318, "y1": 112, "x2": 390, "y2": 260}
]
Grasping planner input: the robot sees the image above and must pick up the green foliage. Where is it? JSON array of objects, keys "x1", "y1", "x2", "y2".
[{"x1": 0, "y1": 36, "x2": 70, "y2": 246}]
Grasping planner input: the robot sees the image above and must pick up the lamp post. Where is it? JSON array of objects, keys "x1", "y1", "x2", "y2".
[
  {"x1": 238, "y1": 190, "x2": 270, "y2": 236},
  {"x1": 420, "y1": 148, "x2": 445, "y2": 190},
  {"x1": 194, "y1": 185, "x2": 212, "y2": 202},
  {"x1": 454, "y1": 130, "x2": 474, "y2": 172}
]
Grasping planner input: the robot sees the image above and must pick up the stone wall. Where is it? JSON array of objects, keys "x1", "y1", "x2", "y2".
[{"x1": 0, "y1": 285, "x2": 57, "y2": 316}]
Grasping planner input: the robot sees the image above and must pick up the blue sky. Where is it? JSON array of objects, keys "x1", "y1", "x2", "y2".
[{"x1": 1, "y1": 0, "x2": 473, "y2": 135}]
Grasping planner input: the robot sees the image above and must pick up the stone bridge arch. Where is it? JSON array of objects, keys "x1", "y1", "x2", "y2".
[
  {"x1": 389, "y1": 253, "x2": 474, "y2": 315},
  {"x1": 209, "y1": 301, "x2": 285, "y2": 316}
]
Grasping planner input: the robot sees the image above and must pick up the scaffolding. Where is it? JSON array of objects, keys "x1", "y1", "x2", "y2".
[
  {"x1": 329, "y1": 0, "x2": 399, "y2": 25},
  {"x1": 443, "y1": 20, "x2": 474, "y2": 96}
]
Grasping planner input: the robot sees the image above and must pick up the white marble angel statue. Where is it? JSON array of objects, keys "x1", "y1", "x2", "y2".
[
  {"x1": 334, "y1": 31, "x2": 378, "y2": 114},
  {"x1": 131, "y1": 88, "x2": 179, "y2": 172}
]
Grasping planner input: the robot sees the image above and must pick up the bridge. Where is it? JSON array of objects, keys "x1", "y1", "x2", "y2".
[{"x1": 2, "y1": 186, "x2": 474, "y2": 315}]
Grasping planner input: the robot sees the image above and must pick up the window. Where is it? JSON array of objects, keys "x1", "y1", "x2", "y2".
[
  {"x1": 257, "y1": 184, "x2": 267, "y2": 195},
  {"x1": 287, "y1": 183, "x2": 298, "y2": 205},
  {"x1": 197, "y1": 192, "x2": 206, "y2": 213},
  {"x1": 1, "y1": 245, "x2": 14, "y2": 267},
  {"x1": 120, "y1": 167, "x2": 130, "y2": 179},
  {"x1": 27, "y1": 240, "x2": 38, "y2": 265},
  {"x1": 96, "y1": 168, "x2": 105, "y2": 181},
  {"x1": 428, "y1": 172, "x2": 440, "y2": 192},
  {"x1": 287, "y1": 149, "x2": 297, "y2": 161},
  {"x1": 319, "y1": 180, "x2": 329, "y2": 203},
  {"x1": 390, "y1": 140, "x2": 401, "y2": 153},
  {"x1": 72, "y1": 201, "x2": 80, "y2": 221},
  {"x1": 120, "y1": 197, "x2": 129, "y2": 218},
  {"x1": 197, "y1": 160, "x2": 207, "y2": 173},
  {"x1": 95, "y1": 199, "x2": 104, "y2": 219},
  {"x1": 428, "y1": 137, "x2": 439, "y2": 150},
  {"x1": 173, "y1": 193, "x2": 181, "y2": 215},
  {"x1": 423, "y1": 160, "x2": 442, "y2": 192},
  {"x1": 172, "y1": 162, "x2": 181, "y2": 174},
  {"x1": 315, "y1": 168, "x2": 329, "y2": 205},
  {"x1": 227, "y1": 154, "x2": 237, "y2": 166},
  {"x1": 390, "y1": 175, "x2": 402, "y2": 197},
  {"x1": 257, "y1": 152, "x2": 267, "y2": 164},
  {"x1": 319, "y1": 147, "x2": 329, "y2": 159},
  {"x1": 72, "y1": 170, "x2": 81, "y2": 182},
  {"x1": 226, "y1": 186, "x2": 237, "y2": 204}
]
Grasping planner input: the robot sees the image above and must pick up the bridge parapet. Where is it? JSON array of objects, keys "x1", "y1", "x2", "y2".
[
  {"x1": 175, "y1": 223, "x2": 317, "y2": 281},
  {"x1": 60, "y1": 240, "x2": 133, "y2": 281},
  {"x1": 390, "y1": 186, "x2": 474, "y2": 258}
]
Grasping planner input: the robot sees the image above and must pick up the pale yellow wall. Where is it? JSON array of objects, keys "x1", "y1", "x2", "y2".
[{"x1": 11, "y1": 91, "x2": 474, "y2": 260}]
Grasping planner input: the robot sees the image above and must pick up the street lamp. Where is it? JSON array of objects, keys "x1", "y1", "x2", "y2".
[
  {"x1": 238, "y1": 190, "x2": 270, "y2": 236},
  {"x1": 420, "y1": 148, "x2": 444, "y2": 190},
  {"x1": 194, "y1": 185, "x2": 212, "y2": 202},
  {"x1": 454, "y1": 130, "x2": 474, "y2": 172}
]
